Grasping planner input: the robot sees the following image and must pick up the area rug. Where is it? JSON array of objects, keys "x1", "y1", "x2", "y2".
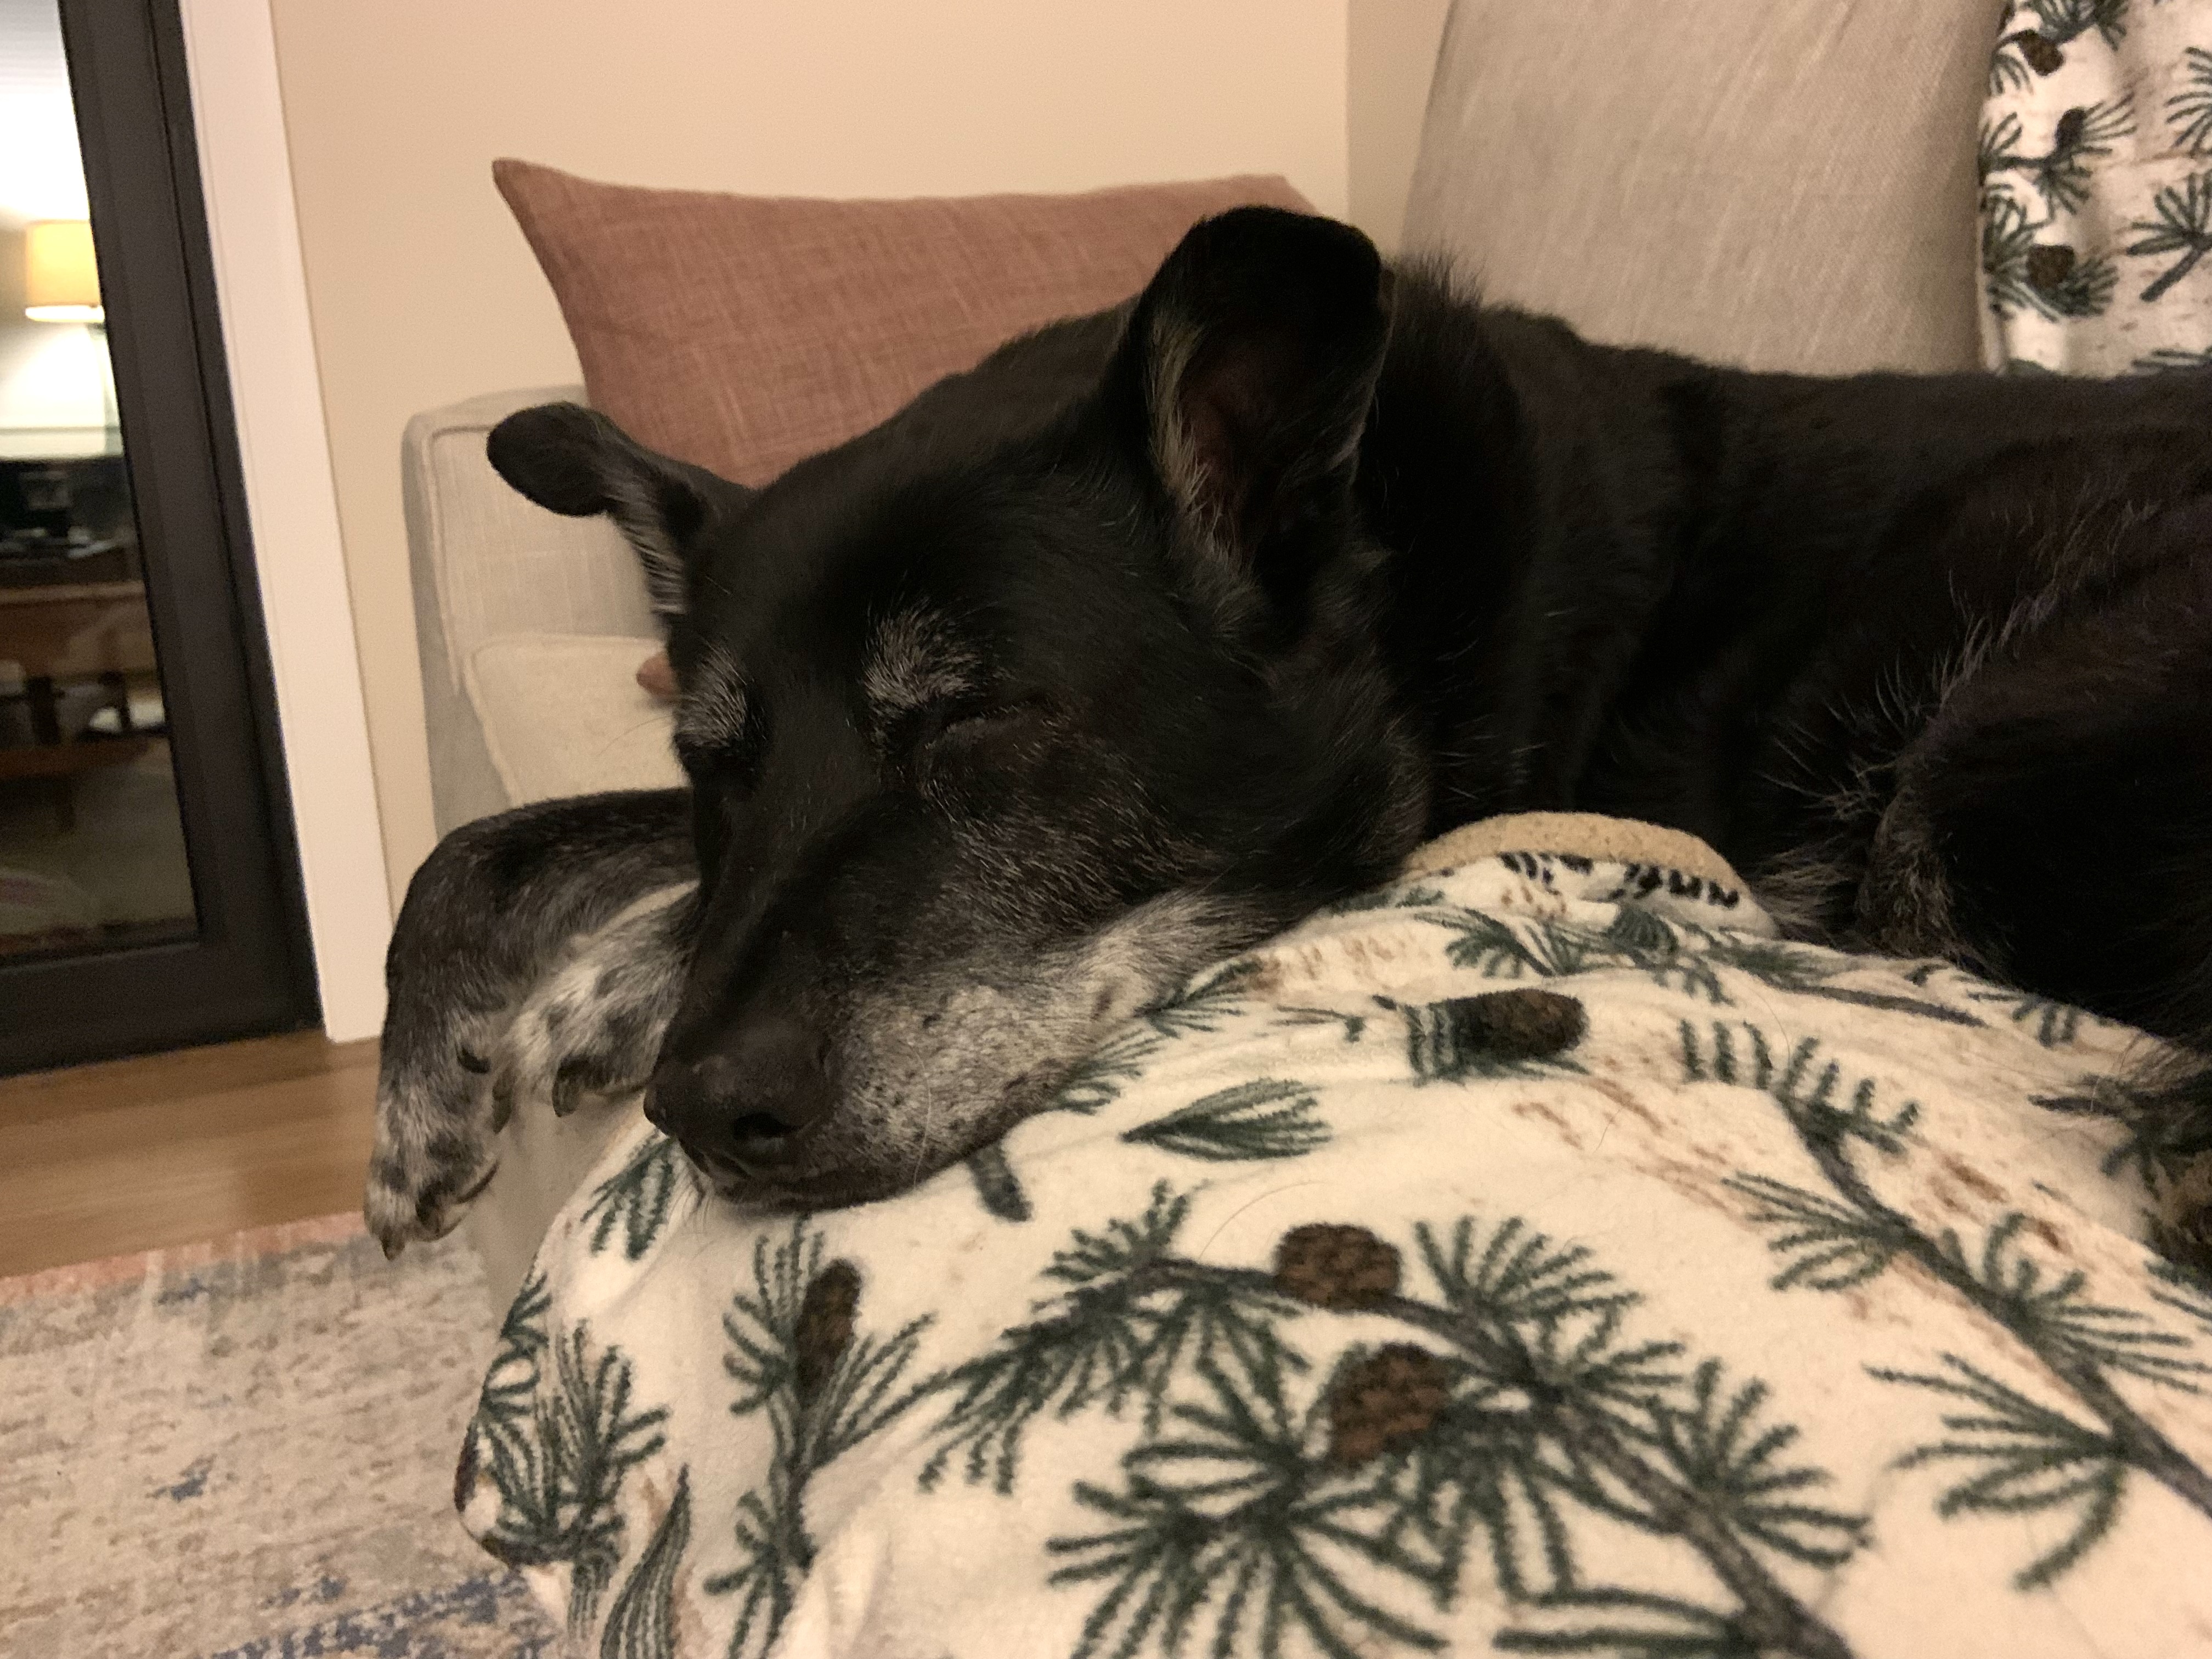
[{"x1": 0, "y1": 1213, "x2": 559, "y2": 1658}]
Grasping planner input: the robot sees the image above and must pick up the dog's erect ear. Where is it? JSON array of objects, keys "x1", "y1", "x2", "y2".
[
  {"x1": 1108, "y1": 207, "x2": 1390, "y2": 607},
  {"x1": 486, "y1": 403, "x2": 752, "y2": 623}
]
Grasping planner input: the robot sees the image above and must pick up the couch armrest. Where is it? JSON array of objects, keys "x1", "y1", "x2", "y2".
[{"x1": 402, "y1": 386, "x2": 658, "y2": 836}]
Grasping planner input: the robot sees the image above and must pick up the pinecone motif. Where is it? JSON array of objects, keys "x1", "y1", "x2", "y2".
[
  {"x1": 1448, "y1": 987, "x2": 1588, "y2": 1060},
  {"x1": 1273, "y1": 1223, "x2": 1401, "y2": 1311},
  {"x1": 795, "y1": 1259, "x2": 861, "y2": 1403},
  {"x1": 2027, "y1": 244, "x2": 2079, "y2": 293},
  {"x1": 2054, "y1": 105, "x2": 2087, "y2": 153},
  {"x1": 2018, "y1": 31, "x2": 2064, "y2": 75},
  {"x1": 1327, "y1": 1344, "x2": 1452, "y2": 1466}
]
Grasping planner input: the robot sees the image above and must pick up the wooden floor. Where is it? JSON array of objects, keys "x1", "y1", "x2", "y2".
[{"x1": 0, "y1": 1030, "x2": 377, "y2": 1278}]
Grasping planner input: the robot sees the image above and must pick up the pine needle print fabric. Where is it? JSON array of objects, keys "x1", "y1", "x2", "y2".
[
  {"x1": 1981, "y1": 0, "x2": 2212, "y2": 371},
  {"x1": 455, "y1": 850, "x2": 2212, "y2": 1657}
]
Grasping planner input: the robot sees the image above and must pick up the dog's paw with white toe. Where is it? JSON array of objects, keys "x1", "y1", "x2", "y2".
[
  {"x1": 365, "y1": 1041, "x2": 501, "y2": 1257},
  {"x1": 366, "y1": 881, "x2": 693, "y2": 1254}
]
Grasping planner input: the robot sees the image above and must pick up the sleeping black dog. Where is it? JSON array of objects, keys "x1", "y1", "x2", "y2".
[{"x1": 369, "y1": 206, "x2": 2212, "y2": 1269}]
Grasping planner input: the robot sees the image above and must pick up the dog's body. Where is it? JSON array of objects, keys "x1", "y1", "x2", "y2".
[{"x1": 369, "y1": 209, "x2": 2212, "y2": 1263}]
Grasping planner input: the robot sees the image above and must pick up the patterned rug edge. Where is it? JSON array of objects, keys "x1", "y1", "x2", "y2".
[{"x1": 0, "y1": 1210, "x2": 365, "y2": 1306}]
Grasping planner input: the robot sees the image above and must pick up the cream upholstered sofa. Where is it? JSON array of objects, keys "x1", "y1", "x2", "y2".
[{"x1": 403, "y1": 0, "x2": 1996, "y2": 1304}]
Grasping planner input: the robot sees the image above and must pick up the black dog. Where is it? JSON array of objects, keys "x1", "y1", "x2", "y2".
[{"x1": 369, "y1": 206, "x2": 2212, "y2": 1267}]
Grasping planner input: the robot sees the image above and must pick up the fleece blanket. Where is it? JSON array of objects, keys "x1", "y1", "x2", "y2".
[
  {"x1": 453, "y1": 828, "x2": 2212, "y2": 1659},
  {"x1": 1980, "y1": 0, "x2": 2212, "y2": 371}
]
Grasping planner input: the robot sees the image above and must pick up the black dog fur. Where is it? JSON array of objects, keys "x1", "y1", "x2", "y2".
[{"x1": 369, "y1": 207, "x2": 2212, "y2": 1268}]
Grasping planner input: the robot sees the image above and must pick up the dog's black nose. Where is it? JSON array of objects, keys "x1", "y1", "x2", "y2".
[{"x1": 644, "y1": 1020, "x2": 833, "y2": 1169}]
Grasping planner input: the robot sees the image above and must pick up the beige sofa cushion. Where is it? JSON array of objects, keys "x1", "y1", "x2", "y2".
[
  {"x1": 493, "y1": 160, "x2": 1312, "y2": 483},
  {"x1": 404, "y1": 386, "x2": 659, "y2": 833},
  {"x1": 464, "y1": 634, "x2": 681, "y2": 806},
  {"x1": 1404, "y1": 0, "x2": 1991, "y2": 375}
]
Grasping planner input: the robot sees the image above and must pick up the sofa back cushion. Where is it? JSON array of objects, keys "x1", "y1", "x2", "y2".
[{"x1": 1403, "y1": 0, "x2": 1990, "y2": 375}]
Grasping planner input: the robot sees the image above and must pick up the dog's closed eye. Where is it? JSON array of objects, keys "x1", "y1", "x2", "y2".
[
  {"x1": 905, "y1": 694, "x2": 1007, "y2": 749},
  {"x1": 673, "y1": 644, "x2": 765, "y2": 781},
  {"x1": 894, "y1": 695, "x2": 1055, "y2": 786}
]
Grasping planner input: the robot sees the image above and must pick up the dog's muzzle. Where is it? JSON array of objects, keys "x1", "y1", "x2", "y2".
[{"x1": 645, "y1": 1018, "x2": 833, "y2": 1175}]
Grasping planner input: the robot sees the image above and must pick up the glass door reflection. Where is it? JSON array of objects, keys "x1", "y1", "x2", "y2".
[{"x1": 0, "y1": 0, "x2": 195, "y2": 958}]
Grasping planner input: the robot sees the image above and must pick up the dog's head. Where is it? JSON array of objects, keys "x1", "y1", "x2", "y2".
[{"x1": 487, "y1": 207, "x2": 1428, "y2": 1206}]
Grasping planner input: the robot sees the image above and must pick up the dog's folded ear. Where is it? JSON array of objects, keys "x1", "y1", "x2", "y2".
[
  {"x1": 486, "y1": 402, "x2": 753, "y2": 625},
  {"x1": 1108, "y1": 206, "x2": 1390, "y2": 617}
]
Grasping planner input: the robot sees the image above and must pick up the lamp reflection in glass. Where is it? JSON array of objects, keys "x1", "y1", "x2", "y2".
[
  {"x1": 24, "y1": 219, "x2": 102, "y2": 322},
  {"x1": 22, "y1": 217, "x2": 115, "y2": 444}
]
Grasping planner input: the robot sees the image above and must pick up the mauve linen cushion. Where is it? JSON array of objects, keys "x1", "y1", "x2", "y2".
[{"x1": 493, "y1": 159, "x2": 1312, "y2": 486}]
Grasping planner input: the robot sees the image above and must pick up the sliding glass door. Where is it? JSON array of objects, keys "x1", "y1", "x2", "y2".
[{"x1": 0, "y1": 0, "x2": 314, "y2": 1070}]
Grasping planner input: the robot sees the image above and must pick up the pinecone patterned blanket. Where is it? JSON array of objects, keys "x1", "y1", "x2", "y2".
[
  {"x1": 455, "y1": 840, "x2": 2212, "y2": 1658},
  {"x1": 1982, "y1": 0, "x2": 2212, "y2": 371}
]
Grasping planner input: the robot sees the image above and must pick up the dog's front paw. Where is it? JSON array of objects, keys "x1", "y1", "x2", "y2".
[
  {"x1": 490, "y1": 905, "x2": 685, "y2": 1119},
  {"x1": 365, "y1": 1043, "x2": 500, "y2": 1258}
]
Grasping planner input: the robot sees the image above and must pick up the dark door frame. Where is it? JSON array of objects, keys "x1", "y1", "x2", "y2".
[{"x1": 0, "y1": 0, "x2": 317, "y2": 1073}]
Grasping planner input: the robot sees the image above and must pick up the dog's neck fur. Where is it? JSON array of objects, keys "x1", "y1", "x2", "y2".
[
  {"x1": 1345, "y1": 272, "x2": 2010, "y2": 874},
  {"x1": 1350, "y1": 276, "x2": 1697, "y2": 840}
]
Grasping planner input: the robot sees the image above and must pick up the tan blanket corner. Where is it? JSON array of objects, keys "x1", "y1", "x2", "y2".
[{"x1": 1403, "y1": 811, "x2": 1748, "y2": 892}]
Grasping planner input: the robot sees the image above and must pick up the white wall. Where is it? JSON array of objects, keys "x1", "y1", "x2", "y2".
[
  {"x1": 1348, "y1": 0, "x2": 1451, "y2": 253},
  {"x1": 268, "y1": 0, "x2": 1356, "y2": 902},
  {"x1": 0, "y1": 329, "x2": 106, "y2": 450}
]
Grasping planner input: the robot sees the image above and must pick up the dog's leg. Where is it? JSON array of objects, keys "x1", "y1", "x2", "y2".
[
  {"x1": 1857, "y1": 549, "x2": 2212, "y2": 1273},
  {"x1": 369, "y1": 789, "x2": 692, "y2": 1256}
]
